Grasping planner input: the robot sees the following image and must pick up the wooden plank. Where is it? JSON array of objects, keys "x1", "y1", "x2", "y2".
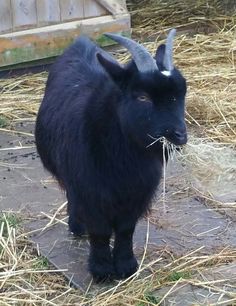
[
  {"x1": 60, "y1": 0, "x2": 84, "y2": 21},
  {"x1": 96, "y1": 0, "x2": 127, "y2": 15},
  {"x1": 0, "y1": 14, "x2": 131, "y2": 69},
  {"x1": 12, "y1": 0, "x2": 37, "y2": 31},
  {"x1": 84, "y1": 0, "x2": 108, "y2": 18},
  {"x1": 81, "y1": 14, "x2": 130, "y2": 46},
  {"x1": 36, "y1": 0, "x2": 60, "y2": 27},
  {"x1": 0, "y1": 0, "x2": 12, "y2": 34}
]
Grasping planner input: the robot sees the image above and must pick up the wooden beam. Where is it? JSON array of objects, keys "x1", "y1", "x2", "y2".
[
  {"x1": 0, "y1": 14, "x2": 130, "y2": 70},
  {"x1": 96, "y1": 0, "x2": 127, "y2": 16}
]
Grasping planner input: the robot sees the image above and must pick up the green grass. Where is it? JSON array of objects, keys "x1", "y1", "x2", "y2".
[
  {"x1": 167, "y1": 270, "x2": 192, "y2": 282},
  {"x1": 0, "y1": 115, "x2": 9, "y2": 128},
  {"x1": 137, "y1": 292, "x2": 161, "y2": 305},
  {"x1": 0, "y1": 212, "x2": 21, "y2": 237},
  {"x1": 33, "y1": 255, "x2": 50, "y2": 270}
]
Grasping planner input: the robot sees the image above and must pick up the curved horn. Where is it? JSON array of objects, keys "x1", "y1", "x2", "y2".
[
  {"x1": 104, "y1": 33, "x2": 158, "y2": 73},
  {"x1": 163, "y1": 28, "x2": 176, "y2": 71}
]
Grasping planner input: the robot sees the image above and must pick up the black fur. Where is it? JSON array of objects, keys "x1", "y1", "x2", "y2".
[{"x1": 35, "y1": 36, "x2": 187, "y2": 281}]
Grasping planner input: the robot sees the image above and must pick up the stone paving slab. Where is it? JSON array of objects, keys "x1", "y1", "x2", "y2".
[{"x1": 154, "y1": 263, "x2": 236, "y2": 306}]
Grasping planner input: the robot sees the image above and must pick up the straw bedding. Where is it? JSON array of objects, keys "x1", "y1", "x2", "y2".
[{"x1": 127, "y1": 0, "x2": 236, "y2": 37}]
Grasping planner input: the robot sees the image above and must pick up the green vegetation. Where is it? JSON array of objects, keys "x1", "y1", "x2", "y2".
[
  {"x1": 0, "y1": 115, "x2": 9, "y2": 128},
  {"x1": 137, "y1": 292, "x2": 161, "y2": 305},
  {"x1": 167, "y1": 270, "x2": 192, "y2": 282},
  {"x1": 33, "y1": 255, "x2": 50, "y2": 270},
  {"x1": 0, "y1": 212, "x2": 21, "y2": 237}
]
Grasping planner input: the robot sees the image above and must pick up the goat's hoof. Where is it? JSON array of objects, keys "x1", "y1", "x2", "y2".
[
  {"x1": 114, "y1": 256, "x2": 138, "y2": 279},
  {"x1": 68, "y1": 220, "x2": 87, "y2": 237},
  {"x1": 89, "y1": 261, "x2": 115, "y2": 283}
]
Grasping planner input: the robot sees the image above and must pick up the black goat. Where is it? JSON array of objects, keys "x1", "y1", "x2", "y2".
[{"x1": 35, "y1": 29, "x2": 187, "y2": 282}]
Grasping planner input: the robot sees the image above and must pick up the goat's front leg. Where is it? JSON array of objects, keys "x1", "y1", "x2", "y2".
[
  {"x1": 88, "y1": 231, "x2": 114, "y2": 282},
  {"x1": 113, "y1": 218, "x2": 138, "y2": 279}
]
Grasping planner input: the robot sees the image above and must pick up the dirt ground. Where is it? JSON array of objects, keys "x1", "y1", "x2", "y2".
[{"x1": 1, "y1": 120, "x2": 236, "y2": 305}]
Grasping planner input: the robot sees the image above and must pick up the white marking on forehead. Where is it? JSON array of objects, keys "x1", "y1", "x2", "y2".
[{"x1": 161, "y1": 70, "x2": 171, "y2": 77}]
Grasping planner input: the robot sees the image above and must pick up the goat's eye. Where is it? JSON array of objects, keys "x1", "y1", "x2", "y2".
[{"x1": 137, "y1": 95, "x2": 151, "y2": 102}]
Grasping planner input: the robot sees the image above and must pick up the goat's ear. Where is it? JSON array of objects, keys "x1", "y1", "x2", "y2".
[
  {"x1": 96, "y1": 52, "x2": 124, "y2": 82},
  {"x1": 155, "y1": 44, "x2": 166, "y2": 68}
]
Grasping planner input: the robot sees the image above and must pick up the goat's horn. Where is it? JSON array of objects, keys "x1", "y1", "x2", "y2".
[
  {"x1": 163, "y1": 28, "x2": 176, "y2": 72},
  {"x1": 104, "y1": 33, "x2": 158, "y2": 73}
]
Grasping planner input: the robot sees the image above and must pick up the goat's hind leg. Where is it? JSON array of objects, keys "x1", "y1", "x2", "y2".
[{"x1": 66, "y1": 188, "x2": 86, "y2": 236}]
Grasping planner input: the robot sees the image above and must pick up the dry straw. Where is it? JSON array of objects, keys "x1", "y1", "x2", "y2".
[
  {"x1": 127, "y1": 0, "x2": 236, "y2": 38},
  {"x1": 178, "y1": 136, "x2": 236, "y2": 203}
]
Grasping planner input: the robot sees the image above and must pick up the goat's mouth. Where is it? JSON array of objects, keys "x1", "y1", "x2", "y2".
[
  {"x1": 146, "y1": 133, "x2": 187, "y2": 148},
  {"x1": 166, "y1": 133, "x2": 187, "y2": 146}
]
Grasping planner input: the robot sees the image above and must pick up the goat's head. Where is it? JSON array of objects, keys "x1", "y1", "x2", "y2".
[{"x1": 97, "y1": 29, "x2": 187, "y2": 148}]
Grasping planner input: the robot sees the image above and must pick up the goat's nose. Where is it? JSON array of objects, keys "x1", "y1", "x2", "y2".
[
  {"x1": 174, "y1": 130, "x2": 187, "y2": 144},
  {"x1": 174, "y1": 130, "x2": 185, "y2": 138}
]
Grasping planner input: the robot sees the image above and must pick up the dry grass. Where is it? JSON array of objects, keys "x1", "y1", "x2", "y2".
[
  {"x1": 178, "y1": 136, "x2": 236, "y2": 203},
  {"x1": 0, "y1": 73, "x2": 46, "y2": 122},
  {"x1": 127, "y1": 0, "x2": 236, "y2": 38}
]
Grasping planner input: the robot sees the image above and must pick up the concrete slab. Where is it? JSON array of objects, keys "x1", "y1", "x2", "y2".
[{"x1": 154, "y1": 263, "x2": 236, "y2": 305}]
